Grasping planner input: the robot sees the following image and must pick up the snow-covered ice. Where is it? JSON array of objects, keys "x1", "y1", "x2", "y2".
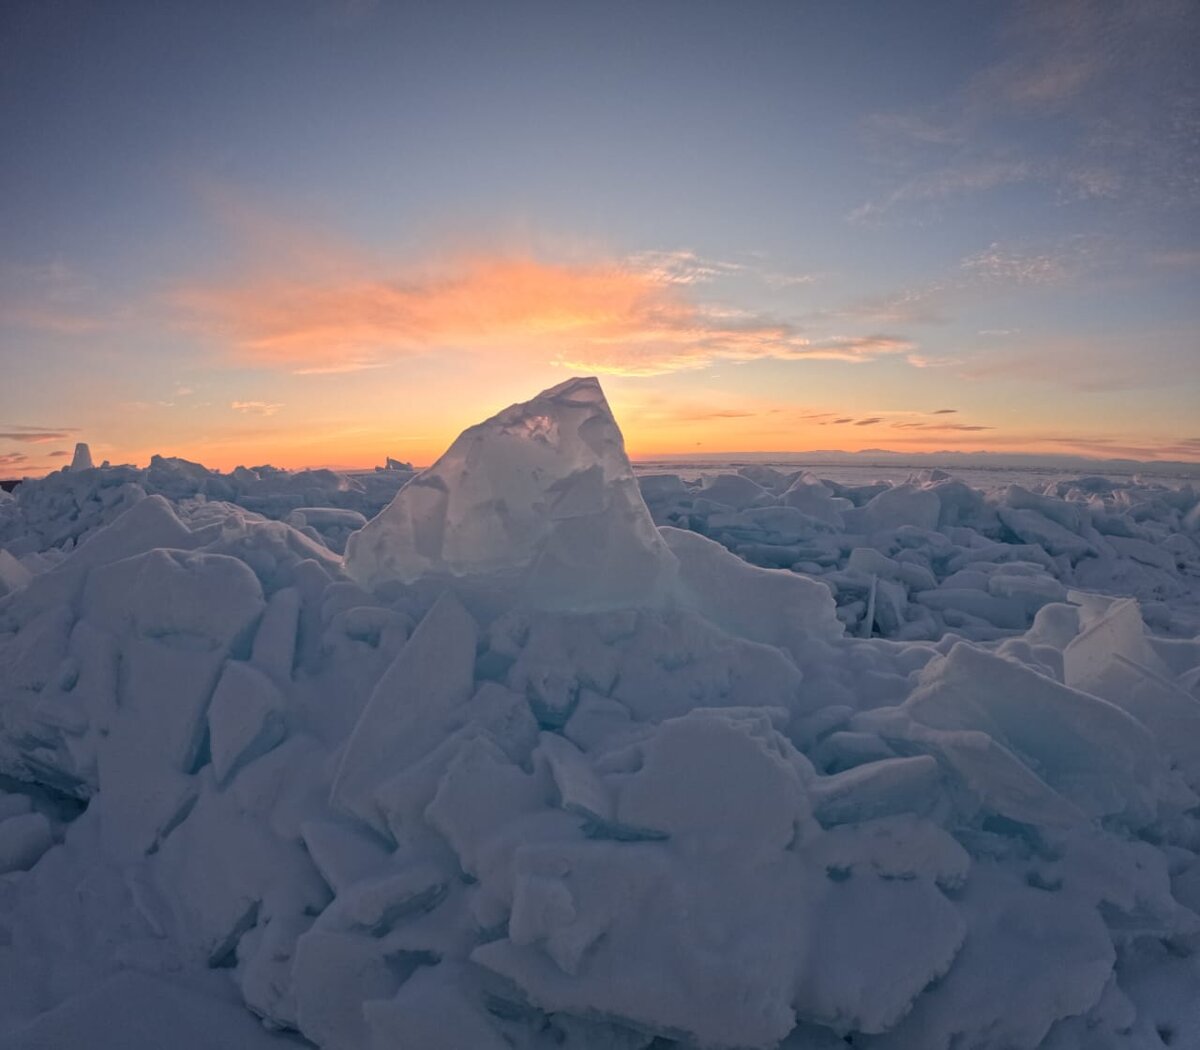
[
  {"x1": 1, "y1": 376, "x2": 1199, "y2": 1049},
  {"x1": 345, "y1": 376, "x2": 677, "y2": 612}
]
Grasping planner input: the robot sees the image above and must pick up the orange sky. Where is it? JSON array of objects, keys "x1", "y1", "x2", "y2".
[
  {"x1": 3, "y1": 2, "x2": 1198, "y2": 478},
  {"x1": 4, "y1": 240, "x2": 1197, "y2": 476}
]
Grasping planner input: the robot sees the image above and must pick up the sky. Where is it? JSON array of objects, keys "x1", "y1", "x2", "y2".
[{"x1": 1, "y1": 0, "x2": 1198, "y2": 474}]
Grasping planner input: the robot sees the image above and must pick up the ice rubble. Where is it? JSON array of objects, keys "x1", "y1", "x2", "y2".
[
  {"x1": 641, "y1": 466, "x2": 1200, "y2": 641},
  {"x1": 0, "y1": 451, "x2": 414, "y2": 559},
  {"x1": 0, "y1": 378, "x2": 1198, "y2": 1049}
]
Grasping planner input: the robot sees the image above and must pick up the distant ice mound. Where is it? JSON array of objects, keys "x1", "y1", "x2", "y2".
[
  {"x1": 69, "y1": 442, "x2": 93, "y2": 472},
  {"x1": 346, "y1": 377, "x2": 677, "y2": 610}
]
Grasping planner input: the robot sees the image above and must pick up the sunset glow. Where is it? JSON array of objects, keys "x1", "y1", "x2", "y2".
[{"x1": 2, "y1": 1, "x2": 1197, "y2": 475}]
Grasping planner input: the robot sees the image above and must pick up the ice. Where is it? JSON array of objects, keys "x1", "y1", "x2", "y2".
[
  {"x1": 68, "y1": 442, "x2": 93, "y2": 472},
  {"x1": 871, "y1": 642, "x2": 1174, "y2": 823},
  {"x1": 330, "y1": 590, "x2": 478, "y2": 832},
  {"x1": 535, "y1": 730, "x2": 615, "y2": 824},
  {"x1": 1, "y1": 970, "x2": 300, "y2": 1050},
  {"x1": 997, "y1": 506, "x2": 1095, "y2": 560},
  {"x1": 793, "y1": 873, "x2": 965, "y2": 1034},
  {"x1": 810, "y1": 754, "x2": 942, "y2": 826},
  {"x1": 0, "y1": 549, "x2": 32, "y2": 597},
  {"x1": 661, "y1": 526, "x2": 842, "y2": 651},
  {"x1": 0, "y1": 811, "x2": 53, "y2": 873},
  {"x1": 207, "y1": 661, "x2": 288, "y2": 785},
  {"x1": 697, "y1": 472, "x2": 770, "y2": 510},
  {"x1": 611, "y1": 709, "x2": 812, "y2": 853},
  {"x1": 853, "y1": 482, "x2": 941, "y2": 533},
  {"x1": 345, "y1": 377, "x2": 677, "y2": 611},
  {"x1": 809, "y1": 814, "x2": 970, "y2": 888},
  {"x1": 1, "y1": 376, "x2": 1199, "y2": 1049},
  {"x1": 781, "y1": 475, "x2": 851, "y2": 525},
  {"x1": 249, "y1": 585, "x2": 301, "y2": 684},
  {"x1": 874, "y1": 865, "x2": 1117, "y2": 1050},
  {"x1": 362, "y1": 963, "x2": 510, "y2": 1050},
  {"x1": 472, "y1": 841, "x2": 804, "y2": 1048},
  {"x1": 300, "y1": 819, "x2": 392, "y2": 895}
]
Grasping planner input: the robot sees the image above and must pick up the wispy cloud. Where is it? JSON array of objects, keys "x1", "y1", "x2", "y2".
[
  {"x1": 0, "y1": 261, "x2": 119, "y2": 336},
  {"x1": 854, "y1": 417, "x2": 882, "y2": 426},
  {"x1": 852, "y1": 0, "x2": 1200, "y2": 221},
  {"x1": 175, "y1": 253, "x2": 920, "y2": 378},
  {"x1": 0, "y1": 425, "x2": 79, "y2": 443},
  {"x1": 959, "y1": 243, "x2": 1070, "y2": 285},
  {"x1": 835, "y1": 235, "x2": 1102, "y2": 328},
  {"x1": 932, "y1": 408, "x2": 958, "y2": 414},
  {"x1": 623, "y1": 250, "x2": 744, "y2": 285},
  {"x1": 0, "y1": 452, "x2": 27, "y2": 467},
  {"x1": 956, "y1": 328, "x2": 1199, "y2": 391},
  {"x1": 231, "y1": 401, "x2": 284, "y2": 416},
  {"x1": 850, "y1": 160, "x2": 1035, "y2": 224},
  {"x1": 892, "y1": 421, "x2": 994, "y2": 432},
  {"x1": 763, "y1": 271, "x2": 820, "y2": 289},
  {"x1": 1146, "y1": 250, "x2": 1200, "y2": 269}
]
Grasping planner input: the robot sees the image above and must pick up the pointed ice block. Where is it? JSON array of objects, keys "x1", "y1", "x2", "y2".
[
  {"x1": 69, "y1": 442, "x2": 94, "y2": 471},
  {"x1": 345, "y1": 377, "x2": 676, "y2": 610}
]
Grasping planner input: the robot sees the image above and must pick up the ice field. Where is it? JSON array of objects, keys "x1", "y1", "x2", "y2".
[{"x1": 1, "y1": 377, "x2": 1200, "y2": 1049}]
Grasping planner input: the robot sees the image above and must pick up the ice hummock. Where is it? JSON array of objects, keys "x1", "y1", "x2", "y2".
[
  {"x1": 0, "y1": 377, "x2": 1198, "y2": 1049},
  {"x1": 69, "y1": 442, "x2": 93, "y2": 472},
  {"x1": 345, "y1": 376, "x2": 678, "y2": 611}
]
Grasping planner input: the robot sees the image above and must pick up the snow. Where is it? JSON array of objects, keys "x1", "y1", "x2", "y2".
[
  {"x1": 0, "y1": 811, "x2": 53, "y2": 873},
  {"x1": 330, "y1": 590, "x2": 478, "y2": 833},
  {"x1": 1, "y1": 375, "x2": 1199, "y2": 1049},
  {"x1": 207, "y1": 661, "x2": 288, "y2": 785},
  {"x1": 1, "y1": 970, "x2": 302, "y2": 1050}
]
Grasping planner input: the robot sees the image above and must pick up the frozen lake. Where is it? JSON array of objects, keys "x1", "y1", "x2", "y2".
[{"x1": 633, "y1": 458, "x2": 1200, "y2": 490}]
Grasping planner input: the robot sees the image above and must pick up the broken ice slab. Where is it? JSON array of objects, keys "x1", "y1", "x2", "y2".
[{"x1": 345, "y1": 377, "x2": 677, "y2": 611}]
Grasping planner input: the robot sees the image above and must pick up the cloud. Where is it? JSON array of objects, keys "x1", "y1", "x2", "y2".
[
  {"x1": 833, "y1": 418, "x2": 854, "y2": 424},
  {"x1": 48, "y1": 450, "x2": 70, "y2": 458},
  {"x1": 932, "y1": 408, "x2": 958, "y2": 414},
  {"x1": 176, "y1": 254, "x2": 920, "y2": 378},
  {"x1": 1147, "y1": 250, "x2": 1200, "y2": 269},
  {"x1": 623, "y1": 250, "x2": 744, "y2": 285},
  {"x1": 0, "y1": 261, "x2": 120, "y2": 336},
  {"x1": 955, "y1": 328, "x2": 1199, "y2": 391},
  {"x1": 892, "y1": 421, "x2": 994, "y2": 432},
  {"x1": 0, "y1": 427, "x2": 78, "y2": 443},
  {"x1": 832, "y1": 283, "x2": 950, "y2": 325},
  {"x1": 834, "y1": 235, "x2": 1100, "y2": 333},
  {"x1": 1024, "y1": 435, "x2": 1200, "y2": 461},
  {"x1": 0, "y1": 452, "x2": 27, "y2": 467},
  {"x1": 861, "y1": 112, "x2": 964, "y2": 147},
  {"x1": 960, "y1": 243, "x2": 1071, "y2": 284},
  {"x1": 231, "y1": 401, "x2": 284, "y2": 416},
  {"x1": 763, "y1": 271, "x2": 820, "y2": 289},
  {"x1": 849, "y1": 160, "x2": 1035, "y2": 223},
  {"x1": 854, "y1": 417, "x2": 882, "y2": 426},
  {"x1": 292, "y1": 361, "x2": 390, "y2": 375},
  {"x1": 853, "y1": 1, "x2": 1200, "y2": 221}
]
